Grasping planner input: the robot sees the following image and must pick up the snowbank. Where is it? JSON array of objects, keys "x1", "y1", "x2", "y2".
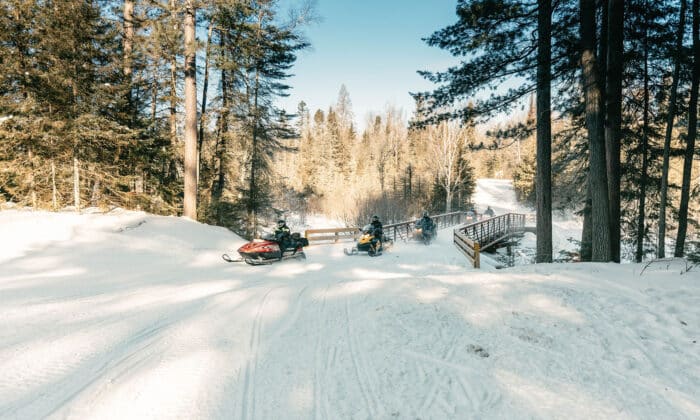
[{"x1": 1, "y1": 207, "x2": 698, "y2": 419}]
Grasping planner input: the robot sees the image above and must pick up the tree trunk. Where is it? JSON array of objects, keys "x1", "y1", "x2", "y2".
[
  {"x1": 580, "y1": 0, "x2": 612, "y2": 261},
  {"x1": 536, "y1": 0, "x2": 553, "y2": 263},
  {"x1": 91, "y1": 179, "x2": 101, "y2": 207},
  {"x1": 446, "y1": 189, "x2": 453, "y2": 213},
  {"x1": 606, "y1": 0, "x2": 624, "y2": 262},
  {"x1": 51, "y1": 160, "x2": 57, "y2": 210},
  {"x1": 183, "y1": 0, "x2": 197, "y2": 219},
  {"x1": 28, "y1": 147, "x2": 36, "y2": 208},
  {"x1": 73, "y1": 154, "x2": 81, "y2": 212},
  {"x1": 169, "y1": 0, "x2": 178, "y2": 145},
  {"x1": 636, "y1": 28, "x2": 650, "y2": 263},
  {"x1": 599, "y1": 0, "x2": 608, "y2": 120},
  {"x1": 249, "y1": 68, "x2": 261, "y2": 238},
  {"x1": 213, "y1": 31, "x2": 229, "y2": 224},
  {"x1": 675, "y1": 0, "x2": 700, "y2": 257},
  {"x1": 659, "y1": 0, "x2": 686, "y2": 258},
  {"x1": 123, "y1": 0, "x2": 134, "y2": 118},
  {"x1": 151, "y1": 61, "x2": 158, "y2": 127},
  {"x1": 581, "y1": 186, "x2": 592, "y2": 261},
  {"x1": 198, "y1": 22, "x2": 213, "y2": 187}
]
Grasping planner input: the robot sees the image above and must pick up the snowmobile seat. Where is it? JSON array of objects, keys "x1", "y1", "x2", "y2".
[{"x1": 291, "y1": 232, "x2": 309, "y2": 247}]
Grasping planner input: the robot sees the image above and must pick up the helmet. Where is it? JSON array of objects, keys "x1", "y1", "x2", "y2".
[
  {"x1": 372, "y1": 215, "x2": 379, "y2": 221},
  {"x1": 277, "y1": 219, "x2": 285, "y2": 227},
  {"x1": 422, "y1": 211, "x2": 429, "y2": 217}
]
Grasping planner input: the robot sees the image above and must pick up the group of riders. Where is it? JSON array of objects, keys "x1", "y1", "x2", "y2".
[{"x1": 271, "y1": 205, "x2": 497, "y2": 256}]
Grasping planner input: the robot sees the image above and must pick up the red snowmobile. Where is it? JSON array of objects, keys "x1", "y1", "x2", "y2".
[{"x1": 222, "y1": 232, "x2": 309, "y2": 265}]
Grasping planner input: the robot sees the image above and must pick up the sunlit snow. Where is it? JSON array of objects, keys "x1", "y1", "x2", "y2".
[{"x1": 1, "y1": 179, "x2": 698, "y2": 419}]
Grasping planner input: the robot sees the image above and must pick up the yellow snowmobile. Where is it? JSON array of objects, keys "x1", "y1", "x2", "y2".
[{"x1": 344, "y1": 224, "x2": 392, "y2": 256}]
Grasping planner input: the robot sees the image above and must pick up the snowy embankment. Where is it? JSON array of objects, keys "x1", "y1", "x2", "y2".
[{"x1": 1, "y1": 181, "x2": 699, "y2": 419}]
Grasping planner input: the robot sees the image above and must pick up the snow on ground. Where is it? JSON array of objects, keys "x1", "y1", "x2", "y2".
[{"x1": 1, "y1": 181, "x2": 699, "y2": 420}]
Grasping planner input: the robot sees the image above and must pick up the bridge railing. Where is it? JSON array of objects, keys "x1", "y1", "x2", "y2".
[
  {"x1": 304, "y1": 211, "x2": 468, "y2": 245},
  {"x1": 382, "y1": 211, "x2": 467, "y2": 242},
  {"x1": 454, "y1": 213, "x2": 528, "y2": 268}
]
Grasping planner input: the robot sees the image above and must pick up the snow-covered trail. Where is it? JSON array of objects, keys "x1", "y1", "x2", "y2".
[{"x1": 1, "y1": 180, "x2": 699, "y2": 419}]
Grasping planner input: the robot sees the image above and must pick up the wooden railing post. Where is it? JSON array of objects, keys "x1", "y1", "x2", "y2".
[{"x1": 474, "y1": 243, "x2": 480, "y2": 268}]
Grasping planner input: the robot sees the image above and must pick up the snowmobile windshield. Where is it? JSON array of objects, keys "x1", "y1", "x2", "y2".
[{"x1": 362, "y1": 224, "x2": 372, "y2": 233}]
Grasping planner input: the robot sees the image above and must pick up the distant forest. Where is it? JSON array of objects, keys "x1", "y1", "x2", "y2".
[{"x1": 1, "y1": 0, "x2": 699, "y2": 263}]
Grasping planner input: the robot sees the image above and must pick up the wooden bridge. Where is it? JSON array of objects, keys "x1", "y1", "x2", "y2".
[{"x1": 453, "y1": 213, "x2": 534, "y2": 268}]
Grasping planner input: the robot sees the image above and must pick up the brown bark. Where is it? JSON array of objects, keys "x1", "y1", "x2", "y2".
[
  {"x1": 27, "y1": 147, "x2": 37, "y2": 208},
  {"x1": 169, "y1": 0, "x2": 177, "y2": 144},
  {"x1": 51, "y1": 160, "x2": 57, "y2": 210},
  {"x1": 580, "y1": 0, "x2": 612, "y2": 261},
  {"x1": 183, "y1": 0, "x2": 197, "y2": 219},
  {"x1": 73, "y1": 154, "x2": 81, "y2": 211},
  {"x1": 123, "y1": 0, "x2": 134, "y2": 112}
]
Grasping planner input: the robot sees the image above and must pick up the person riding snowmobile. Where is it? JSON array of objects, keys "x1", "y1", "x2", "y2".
[
  {"x1": 416, "y1": 211, "x2": 435, "y2": 231},
  {"x1": 484, "y1": 206, "x2": 495, "y2": 218},
  {"x1": 415, "y1": 211, "x2": 436, "y2": 243},
  {"x1": 273, "y1": 219, "x2": 293, "y2": 252},
  {"x1": 466, "y1": 207, "x2": 478, "y2": 223},
  {"x1": 368, "y1": 215, "x2": 383, "y2": 254}
]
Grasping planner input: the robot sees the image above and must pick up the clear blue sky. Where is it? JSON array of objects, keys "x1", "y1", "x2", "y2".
[{"x1": 278, "y1": 0, "x2": 459, "y2": 130}]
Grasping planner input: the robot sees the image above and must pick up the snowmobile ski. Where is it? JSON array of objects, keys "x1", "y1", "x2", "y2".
[
  {"x1": 344, "y1": 247, "x2": 359, "y2": 256},
  {"x1": 244, "y1": 251, "x2": 306, "y2": 266},
  {"x1": 222, "y1": 253, "x2": 244, "y2": 263}
]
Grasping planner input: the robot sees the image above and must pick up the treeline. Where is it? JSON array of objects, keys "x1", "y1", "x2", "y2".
[
  {"x1": 0, "y1": 1, "x2": 479, "y2": 238},
  {"x1": 274, "y1": 86, "x2": 476, "y2": 226},
  {"x1": 417, "y1": 0, "x2": 700, "y2": 262},
  {"x1": 0, "y1": 0, "x2": 313, "y2": 238}
]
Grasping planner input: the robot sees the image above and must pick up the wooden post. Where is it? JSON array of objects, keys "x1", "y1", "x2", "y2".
[{"x1": 474, "y1": 243, "x2": 480, "y2": 268}]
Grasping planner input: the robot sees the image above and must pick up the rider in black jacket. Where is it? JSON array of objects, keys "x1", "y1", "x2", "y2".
[
  {"x1": 273, "y1": 219, "x2": 292, "y2": 251},
  {"x1": 369, "y1": 215, "x2": 383, "y2": 253},
  {"x1": 416, "y1": 211, "x2": 435, "y2": 231}
]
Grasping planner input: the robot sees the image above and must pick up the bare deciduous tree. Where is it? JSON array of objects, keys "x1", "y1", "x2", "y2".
[{"x1": 427, "y1": 121, "x2": 472, "y2": 213}]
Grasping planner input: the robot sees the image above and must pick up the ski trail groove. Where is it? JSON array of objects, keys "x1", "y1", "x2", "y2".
[
  {"x1": 312, "y1": 284, "x2": 330, "y2": 420},
  {"x1": 343, "y1": 296, "x2": 379, "y2": 418},
  {"x1": 240, "y1": 287, "x2": 276, "y2": 420}
]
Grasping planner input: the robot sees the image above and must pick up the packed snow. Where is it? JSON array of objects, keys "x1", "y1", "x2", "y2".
[{"x1": 1, "y1": 180, "x2": 699, "y2": 419}]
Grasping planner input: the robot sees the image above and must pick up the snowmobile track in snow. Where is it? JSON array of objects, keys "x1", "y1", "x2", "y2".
[
  {"x1": 239, "y1": 286, "x2": 278, "y2": 420},
  {"x1": 312, "y1": 284, "x2": 332, "y2": 420},
  {"x1": 343, "y1": 295, "x2": 382, "y2": 418}
]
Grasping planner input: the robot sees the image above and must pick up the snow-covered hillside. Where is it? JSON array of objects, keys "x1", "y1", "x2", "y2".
[{"x1": 1, "y1": 181, "x2": 699, "y2": 419}]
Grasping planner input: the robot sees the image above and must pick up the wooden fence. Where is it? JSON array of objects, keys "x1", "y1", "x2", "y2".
[{"x1": 303, "y1": 227, "x2": 361, "y2": 244}]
